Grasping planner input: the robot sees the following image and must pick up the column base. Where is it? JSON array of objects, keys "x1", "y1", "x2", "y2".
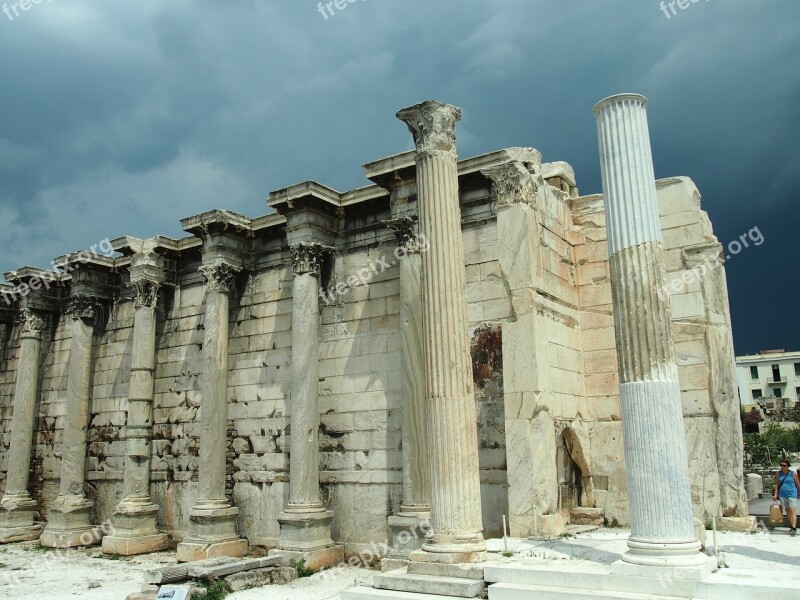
[
  {"x1": 0, "y1": 494, "x2": 43, "y2": 543},
  {"x1": 411, "y1": 533, "x2": 487, "y2": 565},
  {"x1": 40, "y1": 495, "x2": 103, "y2": 548},
  {"x1": 619, "y1": 537, "x2": 712, "y2": 569},
  {"x1": 176, "y1": 502, "x2": 247, "y2": 562},
  {"x1": 103, "y1": 499, "x2": 170, "y2": 555},
  {"x1": 387, "y1": 513, "x2": 431, "y2": 559}
]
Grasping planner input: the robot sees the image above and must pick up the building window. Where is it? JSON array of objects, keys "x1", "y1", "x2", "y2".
[
  {"x1": 795, "y1": 363, "x2": 800, "y2": 377},
  {"x1": 796, "y1": 386, "x2": 800, "y2": 397},
  {"x1": 752, "y1": 389, "x2": 763, "y2": 400},
  {"x1": 772, "y1": 365, "x2": 781, "y2": 381},
  {"x1": 750, "y1": 366, "x2": 758, "y2": 380},
  {"x1": 774, "y1": 389, "x2": 782, "y2": 398}
]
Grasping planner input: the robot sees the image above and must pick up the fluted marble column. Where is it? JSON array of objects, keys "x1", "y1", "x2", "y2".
[
  {"x1": 397, "y1": 100, "x2": 486, "y2": 563},
  {"x1": 0, "y1": 309, "x2": 45, "y2": 542},
  {"x1": 177, "y1": 261, "x2": 247, "y2": 561},
  {"x1": 386, "y1": 218, "x2": 431, "y2": 557},
  {"x1": 41, "y1": 296, "x2": 103, "y2": 548},
  {"x1": 103, "y1": 275, "x2": 168, "y2": 555},
  {"x1": 594, "y1": 94, "x2": 708, "y2": 569},
  {"x1": 271, "y1": 243, "x2": 343, "y2": 571}
]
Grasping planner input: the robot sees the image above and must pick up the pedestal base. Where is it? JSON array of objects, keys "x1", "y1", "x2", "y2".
[
  {"x1": 276, "y1": 509, "x2": 336, "y2": 552},
  {"x1": 410, "y1": 547, "x2": 487, "y2": 565},
  {"x1": 269, "y1": 546, "x2": 345, "y2": 572},
  {"x1": 176, "y1": 502, "x2": 247, "y2": 562},
  {"x1": 387, "y1": 513, "x2": 431, "y2": 559},
  {"x1": 611, "y1": 556, "x2": 716, "y2": 579},
  {"x1": 102, "y1": 500, "x2": 170, "y2": 555},
  {"x1": 39, "y1": 495, "x2": 103, "y2": 548},
  {"x1": 0, "y1": 495, "x2": 43, "y2": 543},
  {"x1": 176, "y1": 538, "x2": 249, "y2": 562},
  {"x1": 102, "y1": 532, "x2": 170, "y2": 556}
]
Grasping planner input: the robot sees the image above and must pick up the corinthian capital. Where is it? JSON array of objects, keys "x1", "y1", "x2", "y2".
[
  {"x1": 19, "y1": 308, "x2": 45, "y2": 333},
  {"x1": 482, "y1": 162, "x2": 540, "y2": 206},
  {"x1": 199, "y1": 262, "x2": 241, "y2": 293},
  {"x1": 130, "y1": 278, "x2": 161, "y2": 309},
  {"x1": 396, "y1": 100, "x2": 462, "y2": 155},
  {"x1": 72, "y1": 294, "x2": 100, "y2": 322},
  {"x1": 290, "y1": 243, "x2": 329, "y2": 277},
  {"x1": 385, "y1": 217, "x2": 422, "y2": 254}
]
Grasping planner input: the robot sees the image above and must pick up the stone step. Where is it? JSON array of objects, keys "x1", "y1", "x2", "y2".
[
  {"x1": 374, "y1": 571, "x2": 485, "y2": 598},
  {"x1": 341, "y1": 587, "x2": 474, "y2": 600},
  {"x1": 407, "y1": 560, "x2": 485, "y2": 580},
  {"x1": 488, "y1": 582, "x2": 666, "y2": 600},
  {"x1": 486, "y1": 562, "x2": 800, "y2": 600}
]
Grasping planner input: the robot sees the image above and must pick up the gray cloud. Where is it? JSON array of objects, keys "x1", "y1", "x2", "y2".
[{"x1": 0, "y1": 0, "x2": 797, "y2": 352}]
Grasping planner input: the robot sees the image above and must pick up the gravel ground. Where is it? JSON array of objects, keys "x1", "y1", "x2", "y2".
[{"x1": 1, "y1": 527, "x2": 798, "y2": 599}]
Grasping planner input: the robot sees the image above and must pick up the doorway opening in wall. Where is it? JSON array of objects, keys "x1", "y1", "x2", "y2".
[{"x1": 557, "y1": 430, "x2": 583, "y2": 513}]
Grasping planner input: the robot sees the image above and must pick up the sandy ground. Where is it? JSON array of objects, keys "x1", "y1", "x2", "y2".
[{"x1": 1, "y1": 527, "x2": 798, "y2": 599}]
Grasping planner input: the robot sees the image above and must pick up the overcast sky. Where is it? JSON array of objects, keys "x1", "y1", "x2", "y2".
[{"x1": 0, "y1": 0, "x2": 797, "y2": 354}]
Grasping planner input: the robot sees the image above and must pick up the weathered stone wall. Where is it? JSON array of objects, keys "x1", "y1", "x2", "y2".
[{"x1": 0, "y1": 151, "x2": 745, "y2": 551}]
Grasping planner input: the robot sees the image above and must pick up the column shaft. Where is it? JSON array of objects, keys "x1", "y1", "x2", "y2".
[
  {"x1": 398, "y1": 251, "x2": 429, "y2": 514},
  {"x1": 397, "y1": 100, "x2": 485, "y2": 562},
  {"x1": 594, "y1": 94, "x2": 707, "y2": 568},
  {"x1": 288, "y1": 271, "x2": 322, "y2": 509},
  {"x1": 5, "y1": 328, "x2": 42, "y2": 496},
  {"x1": 60, "y1": 315, "x2": 94, "y2": 497},
  {"x1": 124, "y1": 302, "x2": 157, "y2": 499},
  {"x1": 0, "y1": 311, "x2": 45, "y2": 543},
  {"x1": 199, "y1": 287, "x2": 230, "y2": 503}
]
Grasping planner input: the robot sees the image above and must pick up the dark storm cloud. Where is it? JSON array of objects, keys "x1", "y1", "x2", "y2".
[{"x1": 0, "y1": 0, "x2": 797, "y2": 352}]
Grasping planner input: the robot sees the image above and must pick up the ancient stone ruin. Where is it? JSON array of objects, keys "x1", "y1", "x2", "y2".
[{"x1": 0, "y1": 99, "x2": 748, "y2": 578}]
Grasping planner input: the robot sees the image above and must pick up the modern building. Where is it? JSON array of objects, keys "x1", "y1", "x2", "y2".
[{"x1": 736, "y1": 350, "x2": 800, "y2": 417}]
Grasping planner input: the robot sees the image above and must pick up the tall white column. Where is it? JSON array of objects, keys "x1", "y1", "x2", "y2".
[
  {"x1": 0, "y1": 309, "x2": 45, "y2": 542},
  {"x1": 271, "y1": 243, "x2": 343, "y2": 572},
  {"x1": 177, "y1": 261, "x2": 248, "y2": 562},
  {"x1": 594, "y1": 94, "x2": 708, "y2": 569},
  {"x1": 41, "y1": 296, "x2": 103, "y2": 548},
  {"x1": 397, "y1": 100, "x2": 486, "y2": 564},
  {"x1": 103, "y1": 271, "x2": 169, "y2": 555},
  {"x1": 386, "y1": 218, "x2": 431, "y2": 557}
]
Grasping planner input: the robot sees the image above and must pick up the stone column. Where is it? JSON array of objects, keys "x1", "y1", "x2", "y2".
[
  {"x1": 271, "y1": 243, "x2": 343, "y2": 571},
  {"x1": 386, "y1": 218, "x2": 431, "y2": 558},
  {"x1": 397, "y1": 100, "x2": 486, "y2": 564},
  {"x1": 40, "y1": 296, "x2": 104, "y2": 548},
  {"x1": 593, "y1": 94, "x2": 709, "y2": 570},
  {"x1": 103, "y1": 273, "x2": 169, "y2": 555},
  {"x1": 0, "y1": 309, "x2": 45, "y2": 542},
  {"x1": 177, "y1": 262, "x2": 247, "y2": 561}
]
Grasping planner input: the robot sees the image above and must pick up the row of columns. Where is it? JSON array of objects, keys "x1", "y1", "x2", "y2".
[{"x1": 0, "y1": 97, "x2": 710, "y2": 576}]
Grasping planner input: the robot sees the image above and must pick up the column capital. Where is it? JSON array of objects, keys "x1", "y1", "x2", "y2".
[
  {"x1": 482, "y1": 161, "x2": 540, "y2": 206},
  {"x1": 396, "y1": 100, "x2": 462, "y2": 155},
  {"x1": 71, "y1": 294, "x2": 101, "y2": 322},
  {"x1": 199, "y1": 262, "x2": 241, "y2": 294},
  {"x1": 385, "y1": 217, "x2": 423, "y2": 254},
  {"x1": 290, "y1": 243, "x2": 331, "y2": 277},
  {"x1": 19, "y1": 308, "x2": 45, "y2": 334},
  {"x1": 130, "y1": 278, "x2": 161, "y2": 309}
]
